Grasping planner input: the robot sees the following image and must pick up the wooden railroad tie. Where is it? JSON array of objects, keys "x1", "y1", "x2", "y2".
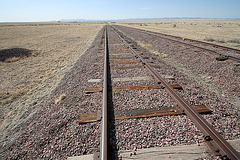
[
  {"x1": 98, "y1": 49, "x2": 130, "y2": 53},
  {"x1": 87, "y1": 76, "x2": 174, "y2": 83},
  {"x1": 110, "y1": 56, "x2": 137, "y2": 60},
  {"x1": 111, "y1": 65, "x2": 161, "y2": 70},
  {"x1": 96, "y1": 56, "x2": 137, "y2": 60},
  {"x1": 111, "y1": 65, "x2": 144, "y2": 70},
  {"x1": 85, "y1": 84, "x2": 182, "y2": 94},
  {"x1": 78, "y1": 105, "x2": 211, "y2": 124},
  {"x1": 97, "y1": 52, "x2": 133, "y2": 56},
  {"x1": 109, "y1": 49, "x2": 131, "y2": 52},
  {"x1": 94, "y1": 60, "x2": 153, "y2": 65}
]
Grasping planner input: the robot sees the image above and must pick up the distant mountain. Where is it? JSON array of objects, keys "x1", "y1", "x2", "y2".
[
  {"x1": 60, "y1": 19, "x2": 99, "y2": 22},
  {"x1": 59, "y1": 17, "x2": 240, "y2": 22},
  {"x1": 110, "y1": 17, "x2": 240, "y2": 21}
]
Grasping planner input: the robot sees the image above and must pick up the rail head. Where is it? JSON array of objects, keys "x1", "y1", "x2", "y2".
[{"x1": 100, "y1": 26, "x2": 108, "y2": 160}]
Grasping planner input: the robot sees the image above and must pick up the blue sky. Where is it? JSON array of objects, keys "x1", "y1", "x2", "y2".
[{"x1": 0, "y1": 0, "x2": 240, "y2": 22}]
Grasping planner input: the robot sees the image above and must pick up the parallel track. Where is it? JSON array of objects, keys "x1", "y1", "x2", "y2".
[
  {"x1": 99, "y1": 25, "x2": 239, "y2": 160},
  {"x1": 137, "y1": 27, "x2": 240, "y2": 53},
  {"x1": 113, "y1": 25, "x2": 240, "y2": 62}
]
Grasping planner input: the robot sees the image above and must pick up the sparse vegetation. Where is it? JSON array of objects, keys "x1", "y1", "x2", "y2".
[
  {"x1": 216, "y1": 39, "x2": 226, "y2": 43},
  {"x1": 0, "y1": 22, "x2": 104, "y2": 148},
  {"x1": 228, "y1": 38, "x2": 240, "y2": 44},
  {"x1": 55, "y1": 93, "x2": 66, "y2": 104},
  {"x1": 0, "y1": 89, "x2": 26, "y2": 105},
  {"x1": 204, "y1": 37, "x2": 226, "y2": 43},
  {"x1": 0, "y1": 48, "x2": 33, "y2": 62},
  {"x1": 138, "y1": 42, "x2": 167, "y2": 58},
  {"x1": 31, "y1": 50, "x2": 41, "y2": 57},
  {"x1": 204, "y1": 37, "x2": 215, "y2": 42},
  {"x1": 152, "y1": 51, "x2": 168, "y2": 58},
  {"x1": 139, "y1": 43, "x2": 152, "y2": 50},
  {"x1": 4, "y1": 57, "x2": 21, "y2": 63},
  {"x1": 117, "y1": 20, "x2": 240, "y2": 49}
]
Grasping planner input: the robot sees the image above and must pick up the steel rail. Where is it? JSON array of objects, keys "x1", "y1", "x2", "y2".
[
  {"x1": 100, "y1": 26, "x2": 108, "y2": 160},
  {"x1": 135, "y1": 28, "x2": 240, "y2": 52},
  {"x1": 113, "y1": 25, "x2": 240, "y2": 62},
  {"x1": 138, "y1": 27, "x2": 240, "y2": 53},
  {"x1": 110, "y1": 25, "x2": 240, "y2": 160}
]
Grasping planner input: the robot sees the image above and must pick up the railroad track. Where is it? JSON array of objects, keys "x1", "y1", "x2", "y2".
[
  {"x1": 80, "y1": 25, "x2": 239, "y2": 160},
  {"x1": 113, "y1": 25, "x2": 240, "y2": 62}
]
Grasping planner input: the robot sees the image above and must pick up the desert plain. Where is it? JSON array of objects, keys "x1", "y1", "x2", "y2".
[
  {"x1": 0, "y1": 20, "x2": 239, "y2": 158},
  {"x1": 0, "y1": 22, "x2": 104, "y2": 150}
]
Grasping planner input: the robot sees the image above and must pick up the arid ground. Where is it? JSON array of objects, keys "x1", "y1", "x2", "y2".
[
  {"x1": 0, "y1": 22, "x2": 104, "y2": 150},
  {"x1": 114, "y1": 20, "x2": 240, "y2": 49}
]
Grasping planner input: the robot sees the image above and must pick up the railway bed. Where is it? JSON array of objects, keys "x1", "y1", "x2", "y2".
[
  {"x1": 113, "y1": 25, "x2": 240, "y2": 107},
  {"x1": 4, "y1": 25, "x2": 239, "y2": 160},
  {"x1": 84, "y1": 25, "x2": 239, "y2": 159}
]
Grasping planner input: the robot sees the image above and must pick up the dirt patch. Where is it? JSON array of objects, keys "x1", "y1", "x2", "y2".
[{"x1": 0, "y1": 48, "x2": 33, "y2": 62}]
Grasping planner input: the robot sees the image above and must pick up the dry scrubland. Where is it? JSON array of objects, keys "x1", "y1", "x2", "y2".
[
  {"x1": 0, "y1": 20, "x2": 239, "y2": 157},
  {"x1": 0, "y1": 22, "x2": 104, "y2": 148},
  {"x1": 114, "y1": 20, "x2": 240, "y2": 49}
]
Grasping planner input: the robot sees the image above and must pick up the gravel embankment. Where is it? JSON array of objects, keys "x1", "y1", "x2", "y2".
[
  {"x1": 114, "y1": 25, "x2": 240, "y2": 106},
  {"x1": 2, "y1": 28, "x2": 105, "y2": 160}
]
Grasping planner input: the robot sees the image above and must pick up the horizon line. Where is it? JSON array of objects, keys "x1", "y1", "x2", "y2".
[{"x1": 1, "y1": 17, "x2": 240, "y2": 23}]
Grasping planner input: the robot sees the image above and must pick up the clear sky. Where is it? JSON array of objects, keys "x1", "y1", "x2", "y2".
[{"x1": 0, "y1": 0, "x2": 240, "y2": 22}]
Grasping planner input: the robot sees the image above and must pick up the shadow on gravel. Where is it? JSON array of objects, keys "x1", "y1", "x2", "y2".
[{"x1": 107, "y1": 47, "x2": 118, "y2": 159}]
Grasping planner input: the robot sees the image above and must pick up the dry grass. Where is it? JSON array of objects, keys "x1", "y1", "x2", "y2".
[
  {"x1": 138, "y1": 42, "x2": 168, "y2": 58},
  {"x1": 152, "y1": 51, "x2": 168, "y2": 58},
  {"x1": 228, "y1": 38, "x2": 240, "y2": 44},
  {"x1": 0, "y1": 22, "x2": 104, "y2": 147},
  {"x1": 142, "y1": 44, "x2": 152, "y2": 50},
  {"x1": 31, "y1": 50, "x2": 41, "y2": 57},
  {"x1": 4, "y1": 57, "x2": 21, "y2": 63},
  {"x1": 204, "y1": 37, "x2": 215, "y2": 42},
  {"x1": 55, "y1": 94, "x2": 66, "y2": 104},
  {"x1": 204, "y1": 37, "x2": 227, "y2": 43},
  {"x1": 115, "y1": 20, "x2": 240, "y2": 49},
  {"x1": 0, "y1": 89, "x2": 26, "y2": 105}
]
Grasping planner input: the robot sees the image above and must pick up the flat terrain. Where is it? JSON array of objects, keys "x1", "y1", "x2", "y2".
[
  {"x1": 0, "y1": 21, "x2": 239, "y2": 159},
  {"x1": 114, "y1": 20, "x2": 240, "y2": 49},
  {"x1": 0, "y1": 22, "x2": 104, "y2": 150}
]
